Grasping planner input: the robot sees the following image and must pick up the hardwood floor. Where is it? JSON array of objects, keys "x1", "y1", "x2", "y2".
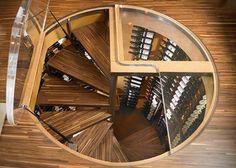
[{"x1": 0, "y1": 0, "x2": 236, "y2": 168}]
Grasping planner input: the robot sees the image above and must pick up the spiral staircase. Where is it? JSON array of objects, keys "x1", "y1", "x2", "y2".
[
  {"x1": 34, "y1": 21, "x2": 168, "y2": 161},
  {"x1": 5, "y1": 3, "x2": 218, "y2": 166}
]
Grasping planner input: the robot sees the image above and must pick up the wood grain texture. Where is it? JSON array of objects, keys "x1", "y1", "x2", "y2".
[
  {"x1": 37, "y1": 76, "x2": 109, "y2": 107},
  {"x1": 48, "y1": 49, "x2": 110, "y2": 93},
  {"x1": 114, "y1": 108, "x2": 152, "y2": 140},
  {"x1": 0, "y1": 109, "x2": 96, "y2": 168},
  {"x1": 120, "y1": 126, "x2": 166, "y2": 161},
  {"x1": 73, "y1": 22, "x2": 111, "y2": 79},
  {"x1": 72, "y1": 120, "x2": 112, "y2": 156},
  {"x1": 40, "y1": 110, "x2": 111, "y2": 140},
  {"x1": 112, "y1": 135, "x2": 129, "y2": 162},
  {"x1": 91, "y1": 129, "x2": 128, "y2": 162},
  {"x1": 0, "y1": 0, "x2": 236, "y2": 168},
  {"x1": 91, "y1": 128, "x2": 114, "y2": 161}
]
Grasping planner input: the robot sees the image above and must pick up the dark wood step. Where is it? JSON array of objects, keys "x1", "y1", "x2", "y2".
[
  {"x1": 112, "y1": 135, "x2": 129, "y2": 162},
  {"x1": 40, "y1": 110, "x2": 111, "y2": 141},
  {"x1": 90, "y1": 128, "x2": 113, "y2": 161},
  {"x1": 37, "y1": 76, "x2": 109, "y2": 107},
  {"x1": 120, "y1": 126, "x2": 166, "y2": 161},
  {"x1": 63, "y1": 45, "x2": 80, "y2": 55},
  {"x1": 71, "y1": 120, "x2": 112, "y2": 156},
  {"x1": 88, "y1": 127, "x2": 129, "y2": 162},
  {"x1": 48, "y1": 49, "x2": 110, "y2": 94},
  {"x1": 73, "y1": 22, "x2": 110, "y2": 79}
]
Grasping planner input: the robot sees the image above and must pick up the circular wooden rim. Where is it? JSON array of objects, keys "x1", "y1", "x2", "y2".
[{"x1": 28, "y1": 4, "x2": 219, "y2": 167}]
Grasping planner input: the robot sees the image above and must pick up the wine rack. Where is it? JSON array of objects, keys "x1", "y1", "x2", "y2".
[{"x1": 120, "y1": 25, "x2": 155, "y2": 109}]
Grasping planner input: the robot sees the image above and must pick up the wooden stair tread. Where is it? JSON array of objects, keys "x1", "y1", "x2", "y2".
[
  {"x1": 112, "y1": 135, "x2": 129, "y2": 162},
  {"x1": 37, "y1": 76, "x2": 109, "y2": 107},
  {"x1": 88, "y1": 128, "x2": 129, "y2": 162},
  {"x1": 63, "y1": 45, "x2": 80, "y2": 55},
  {"x1": 73, "y1": 22, "x2": 110, "y2": 79},
  {"x1": 40, "y1": 110, "x2": 111, "y2": 140},
  {"x1": 90, "y1": 128, "x2": 113, "y2": 161},
  {"x1": 72, "y1": 121, "x2": 112, "y2": 156},
  {"x1": 120, "y1": 126, "x2": 166, "y2": 161},
  {"x1": 48, "y1": 49, "x2": 110, "y2": 93}
]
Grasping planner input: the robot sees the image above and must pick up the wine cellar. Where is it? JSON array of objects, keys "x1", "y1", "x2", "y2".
[{"x1": 1, "y1": 1, "x2": 235, "y2": 168}]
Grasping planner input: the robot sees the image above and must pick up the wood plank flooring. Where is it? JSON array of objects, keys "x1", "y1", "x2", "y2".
[
  {"x1": 37, "y1": 76, "x2": 109, "y2": 107},
  {"x1": 48, "y1": 49, "x2": 110, "y2": 93},
  {"x1": 0, "y1": 0, "x2": 236, "y2": 168},
  {"x1": 73, "y1": 22, "x2": 110, "y2": 79}
]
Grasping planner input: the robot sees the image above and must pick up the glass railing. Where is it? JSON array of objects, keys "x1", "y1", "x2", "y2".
[
  {"x1": 114, "y1": 4, "x2": 218, "y2": 154},
  {"x1": 6, "y1": 0, "x2": 50, "y2": 124},
  {"x1": 160, "y1": 73, "x2": 213, "y2": 150}
]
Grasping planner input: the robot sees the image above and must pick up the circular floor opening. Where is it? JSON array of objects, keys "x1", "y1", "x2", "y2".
[{"x1": 10, "y1": 4, "x2": 219, "y2": 166}]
